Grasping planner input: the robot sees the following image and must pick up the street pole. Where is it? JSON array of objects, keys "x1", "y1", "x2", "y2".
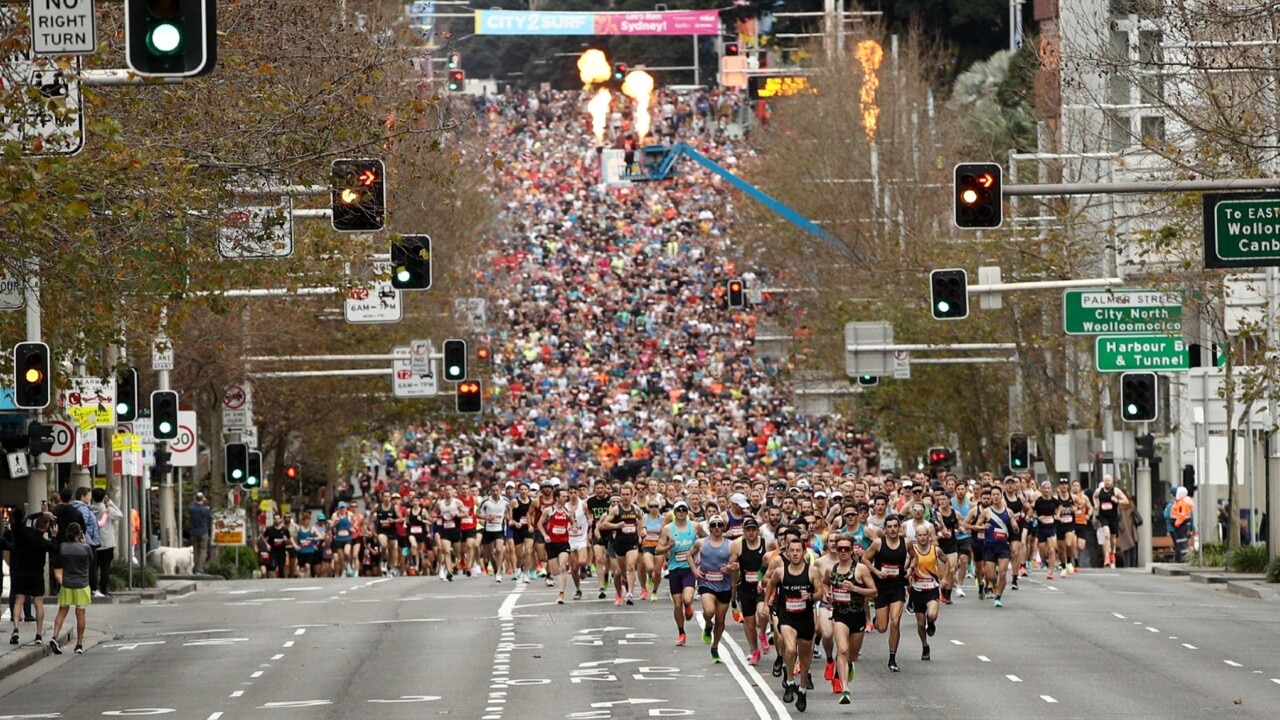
[
  {"x1": 1268, "y1": 266, "x2": 1280, "y2": 557},
  {"x1": 1138, "y1": 436, "x2": 1152, "y2": 568},
  {"x1": 23, "y1": 259, "x2": 47, "y2": 515}
]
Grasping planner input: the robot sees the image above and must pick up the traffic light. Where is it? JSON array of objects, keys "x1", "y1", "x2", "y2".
[
  {"x1": 391, "y1": 235, "x2": 432, "y2": 290},
  {"x1": 457, "y1": 380, "x2": 483, "y2": 414},
  {"x1": 927, "y1": 446, "x2": 954, "y2": 468},
  {"x1": 1008, "y1": 433, "x2": 1030, "y2": 471},
  {"x1": 443, "y1": 339, "x2": 467, "y2": 382},
  {"x1": 1120, "y1": 372, "x2": 1158, "y2": 422},
  {"x1": 225, "y1": 442, "x2": 248, "y2": 485},
  {"x1": 725, "y1": 42, "x2": 740, "y2": 56},
  {"x1": 613, "y1": 63, "x2": 628, "y2": 81},
  {"x1": 12, "y1": 341, "x2": 50, "y2": 409},
  {"x1": 727, "y1": 279, "x2": 745, "y2": 308},
  {"x1": 857, "y1": 375, "x2": 879, "y2": 386},
  {"x1": 447, "y1": 52, "x2": 462, "y2": 70},
  {"x1": 151, "y1": 390, "x2": 179, "y2": 440},
  {"x1": 246, "y1": 450, "x2": 262, "y2": 488},
  {"x1": 929, "y1": 268, "x2": 969, "y2": 320},
  {"x1": 284, "y1": 464, "x2": 299, "y2": 481},
  {"x1": 27, "y1": 422, "x2": 55, "y2": 456},
  {"x1": 1136, "y1": 433, "x2": 1155, "y2": 460},
  {"x1": 476, "y1": 346, "x2": 491, "y2": 363},
  {"x1": 116, "y1": 367, "x2": 139, "y2": 422},
  {"x1": 125, "y1": 0, "x2": 214, "y2": 77},
  {"x1": 331, "y1": 158, "x2": 386, "y2": 232},
  {"x1": 447, "y1": 69, "x2": 465, "y2": 92},
  {"x1": 953, "y1": 162, "x2": 1002, "y2": 229}
]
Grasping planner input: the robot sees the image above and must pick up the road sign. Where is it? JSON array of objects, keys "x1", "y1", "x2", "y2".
[
  {"x1": 893, "y1": 350, "x2": 911, "y2": 380},
  {"x1": 218, "y1": 200, "x2": 294, "y2": 259},
  {"x1": 222, "y1": 384, "x2": 247, "y2": 410},
  {"x1": 410, "y1": 339, "x2": 432, "y2": 377},
  {"x1": 222, "y1": 407, "x2": 249, "y2": 430},
  {"x1": 0, "y1": 49, "x2": 84, "y2": 156},
  {"x1": 1095, "y1": 335, "x2": 1190, "y2": 373},
  {"x1": 30, "y1": 0, "x2": 97, "y2": 55},
  {"x1": 63, "y1": 376, "x2": 116, "y2": 428},
  {"x1": 843, "y1": 321, "x2": 894, "y2": 377},
  {"x1": 455, "y1": 297, "x2": 487, "y2": 331},
  {"x1": 393, "y1": 346, "x2": 438, "y2": 398},
  {"x1": 241, "y1": 424, "x2": 258, "y2": 449},
  {"x1": 151, "y1": 334, "x2": 174, "y2": 371},
  {"x1": 345, "y1": 263, "x2": 402, "y2": 324},
  {"x1": 38, "y1": 417, "x2": 75, "y2": 464},
  {"x1": 1063, "y1": 290, "x2": 1182, "y2": 335},
  {"x1": 0, "y1": 272, "x2": 23, "y2": 310},
  {"x1": 171, "y1": 410, "x2": 197, "y2": 466},
  {"x1": 133, "y1": 417, "x2": 155, "y2": 445},
  {"x1": 1204, "y1": 192, "x2": 1280, "y2": 268}
]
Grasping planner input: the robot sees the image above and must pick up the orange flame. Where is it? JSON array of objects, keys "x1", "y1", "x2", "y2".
[
  {"x1": 577, "y1": 49, "x2": 612, "y2": 88},
  {"x1": 854, "y1": 40, "x2": 883, "y2": 143},
  {"x1": 588, "y1": 88, "x2": 611, "y2": 143},
  {"x1": 621, "y1": 70, "x2": 655, "y2": 141}
]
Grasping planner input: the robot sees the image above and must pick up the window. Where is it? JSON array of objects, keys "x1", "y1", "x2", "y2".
[
  {"x1": 1108, "y1": 113, "x2": 1132, "y2": 151},
  {"x1": 1108, "y1": 30, "x2": 1131, "y2": 105},
  {"x1": 1140, "y1": 115, "x2": 1165, "y2": 145}
]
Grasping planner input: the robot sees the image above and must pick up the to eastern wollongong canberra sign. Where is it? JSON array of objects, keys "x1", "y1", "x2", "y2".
[{"x1": 474, "y1": 9, "x2": 721, "y2": 36}]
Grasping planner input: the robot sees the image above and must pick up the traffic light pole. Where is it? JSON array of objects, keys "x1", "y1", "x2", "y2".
[
  {"x1": 23, "y1": 259, "x2": 46, "y2": 517},
  {"x1": 1004, "y1": 177, "x2": 1280, "y2": 197},
  {"x1": 157, "y1": 330, "x2": 177, "y2": 549},
  {"x1": 1137, "y1": 446, "x2": 1153, "y2": 569}
]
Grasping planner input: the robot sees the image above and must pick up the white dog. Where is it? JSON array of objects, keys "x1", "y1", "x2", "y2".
[{"x1": 148, "y1": 546, "x2": 195, "y2": 575}]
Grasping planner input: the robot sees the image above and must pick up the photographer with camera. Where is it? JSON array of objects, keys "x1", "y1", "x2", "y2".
[{"x1": 7, "y1": 508, "x2": 56, "y2": 646}]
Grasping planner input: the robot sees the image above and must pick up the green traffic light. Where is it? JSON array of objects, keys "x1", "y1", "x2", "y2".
[
  {"x1": 158, "y1": 421, "x2": 173, "y2": 434},
  {"x1": 147, "y1": 22, "x2": 183, "y2": 55},
  {"x1": 448, "y1": 365, "x2": 461, "y2": 377},
  {"x1": 231, "y1": 468, "x2": 243, "y2": 479},
  {"x1": 117, "y1": 402, "x2": 131, "y2": 415},
  {"x1": 396, "y1": 267, "x2": 411, "y2": 283},
  {"x1": 1126, "y1": 403, "x2": 1138, "y2": 417},
  {"x1": 936, "y1": 301, "x2": 950, "y2": 314}
]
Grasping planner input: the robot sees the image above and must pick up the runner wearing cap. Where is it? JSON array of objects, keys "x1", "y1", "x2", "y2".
[
  {"x1": 655, "y1": 499, "x2": 703, "y2": 645},
  {"x1": 725, "y1": 493, "x2": 751, "y2": 539},
  {"x1": 691, "y1": 514, "x2": 735, "y2": 663},
  {"x1": 729, "y1": 515, "x2": 773, "y2": 665}
]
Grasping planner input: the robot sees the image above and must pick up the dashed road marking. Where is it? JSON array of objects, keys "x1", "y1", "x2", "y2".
[
  {"x1": 1145, "y1": 627, "x2": 1159, "y2": 633},
  {"x1": 1006, "y1": 675, "x2": 1022, "y2": 682},
  {"x1": 1041, "y1": 696, "x2": 1058, "y2": 703},
  {"x1": 950, "y1": 639, "x2": 964, "y2": 646},
  {"x1": 293, "y1": 629, "x2": 306, "y2": 636},
  {"x1": 1271, "y1": 678, "x2": 1280, "y2": 685},
  {"x1": 207, "y1": 713, "x2": 223, "y2": 720},
  {"x1": 272, "y1": 654, "x2": 284, "y2": 660},
  {"x1": 250, "y1": 671, "x2": 264, "y2": 678},
  {"x1": 1225, "y1": 660, "x2": 1243, "y2": 667},
  {"x1": 283, "y1": 641, "x2": 294, "y2": 648},
  {"x1": 230, "y1": 691, "x2": 243, "y2": 698},
  {"x1": 1182, "y1": 644, "x2": 1198, "y2": 650},
  {"x1": 1113, "y1": 613, "x2": 1126, "y2": 619},
  {"x1": 978, "y1": 655, "x2": 991, "y2": 662}
]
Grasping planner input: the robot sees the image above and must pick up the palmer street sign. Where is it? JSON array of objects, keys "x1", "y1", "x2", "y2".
[{"x1": 1063, "y1": 290, "x2": 1181, "y2": 335}]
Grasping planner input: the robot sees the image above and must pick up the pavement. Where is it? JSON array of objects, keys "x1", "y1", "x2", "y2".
[
  {"x1": 1151, "y1": 563, "x2": 1280, "y2": 601},
  {"x1": 0, "y1": 568, "x2": 1277, "y2": 718}
]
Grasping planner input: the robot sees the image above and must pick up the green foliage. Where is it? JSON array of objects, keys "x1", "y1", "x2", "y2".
[
  {"x1": 206, "y1": 545, "x2": 258, "y2": 580},
  {"x1": 1225, "y1": 543, "x2": 1269, "y2": 573},
  {"x1": 1266, "y1": 556, "x2": 1280, "y2": 583},
  {"x1": 109, "y1": 559, "x2": 157, "y2": 591},
  {"x1": 1188, "y1": 542, "x2": 1225, "y2": 568}
]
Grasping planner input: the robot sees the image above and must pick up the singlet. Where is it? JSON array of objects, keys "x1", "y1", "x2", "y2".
[
  {"x1": 737, "y1": 537, "x2": 765, "y2": 588},
  {"x1": 1005, "y1": 493, "x2": 1025, "y2": 523},
  {"x1": 1097, "y1": 487, "x2": 1119, "y2": 518},
  {"x1": 437, "y1": 499, "x2": 461, "y2": 529},
  {"x1": 459, "y1": 495, "x2": 478, "y2": 531},
  {"x1": 568, "y1": 499, "x2": 590, "y2": 541},
  {"x1": 848, "y1": 522, "x2": 870, "y2": 550},
  {"x1": 295, "y1": 525, "x2": 317, "y2": 554},
  {"x1": 642, "y1": 513, "x2": 664, "y2": 548},
  {"x1": 873, "y1": 537, "x2": 907, "y2": 584},
  {"x1": 333, "y1": 514, "x2": 354, "y2": 541},
  {"x1": 1033, "y1": 497, "x2": 1059, "y2": 526},
  {"x1": 985, "y1": 507, "x2": 1014, "y2": 545},
  {"x1": 615, "y1": 503, "x2": 640, "y2": 540},
  {"x1": 697, "y1": 537, "x2": 732, "y2": 591},
  {"x1": 1073, "y1": 495, "x2": 1090, "y2": 525},
  {"x1": 952, "y1": 497, "x2": 971, "y2": 540},
  {"x1": 1056, "y1": 494, "x2": 1076, "y2": 525},
  {"x1": 667, "y1": 521, "x2": 697, "y2": 570},
  {"x1": 545, "y1": 507, "x2": 571, "y2": 543},
  {"x1": 480, "y1": 497, "x2": 510, "y2": 532},
  {"x1": 935, "y1": 510, "x2": 958, "y2": 543},
  {"x1": 725, "y1": 511, "x2": 745, "y2": 539},
  {"x1": 264, "y1": 524, "x2": 289, "y2": 548},
  {"x1": 971, "y1": 505, "x2": 988, "y2": 543},
  {"x1": 779, "y1": 561, "x2": 815, "y2": 616},
  {"x1": 910, "y1": 543, "x2": 940, "y2": 591},
  {"x1": 406, "y1": 508, "x2": 429, "y2": 536},
  {"x1": 511, "y1": 497, "x2": 531, "y2": 528},
  {"x1": 376, "y1": 505, "x2": 397, "y2": 532},
  {"x1": 828, "y1": 562, "x2": 865, "y2": 615},
  {"x1": 587, "y1": 495, "x2": 612, "y2": 539}
]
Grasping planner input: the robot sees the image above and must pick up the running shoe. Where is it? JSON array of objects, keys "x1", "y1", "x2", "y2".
[
  {"x1": 573, "y1": 589, "x2": 582, "y2": 600},
  {"x1": 732, "y1": 606, "x2": 743, "y2": 623},
  {"x1": 772, "y1": 655, "x2": 784, "y2": 677},
  {"x1": 558, "y1": 592, "x2": 565, "y2": 605},
  {"x1": 955, "y1": 587, "x2": 966, "y2": 598},
  {"x1": 832, "y1": 678, "x2": 843, "y2": 694},
  {"x1": 926, "y1": 618, "x2": 936, "y2": 637},
  {"x1": 749, "y1": 648, "x2": 761, "y2": 666},
  {"x1": 625, "y1": 593, "x2": 635, "y2": 606},
  {"x1": 446, "y1": 572, "x2": 454, "y2": 582},
  {"x1": 759, "y1": 630, "x2": 770, "y2": 652},
  {"x1": 74, "y1": 645, "x2": 83, "y2": 655},
  {"x1": 703, "y1": 628, "x2": 712, "y2": 645},
  {"x1": 438, "y1": 567, "x2": 448, "y2": 580},
  {"x1": 795, "y1": 689, "x2": 807, "y2": 712},
  {"x1": 1019, "y1": 566, "x2": 1028, "y2": 577},
  {"x1": 677, "y1": 632, "x2": 687, "y2": 646},
  {"x1": 9, "y1": 631, "x2": 16, "y2": 645},
  {"x1": 783, "y1": 681, "x2": 796, "y2": 704},
  {"x1": 512, "y1": 572, "x2": 521, "y2": 581},
  {"x1": 824, "y1": 661, "x2": 834, "y2": 681},
  {"x1": 650, "y1": 591, "x2": 657, "y2": 603},
  {"x1": 33, "y1": 634, "x2": 41, "y2": 644},
  {"x1": 684, "y1": 603, "x2": 694, "y2": 621},
  {"x1": 921, "y1": 645, "x2": 931, "y2": 662},
  {"x1": 887, "y1": 658, "x2": 900, "y2": 672},
  {"x1": 994, "y1": 597, "x2": 1003, "y2": 608},
  {"x1": 49, "y1": 638, "x2": 62, "y2": 655},
  {"x1": 839, "y1": 691, "x2": 851, "y2": 705},
  {"x1": 598, "y1": 588, "x2": 606, "y2": 599},
  {"x1": 1046, "y1": 571, "x2": 1053, "y2": 580},
  {"x1": 546, "y1": 578, "x2": 555, "y2": 587},
  {"x1": 711, "y1": 648, "x2": 722, "y2": 664},
  {"x1": 1011, "y1": 578, "x2": 1019, "y2": 590},
  {"x1": 641, "y1": 589, "x2": 650, "y2": 601},
  {"x1": 496, "y1": 575, "x2": 503, "y2": 583},
  {"x1": 614, "y1": 596, "x2": 624, "y2": 606},
  {"x1": 805, "y1": 672, "x2": 814, "y2": 690}
]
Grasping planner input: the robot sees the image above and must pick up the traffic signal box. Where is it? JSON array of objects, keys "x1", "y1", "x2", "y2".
[{"x1": 331, "y1": 158, "x2": 386, "y2": 232}]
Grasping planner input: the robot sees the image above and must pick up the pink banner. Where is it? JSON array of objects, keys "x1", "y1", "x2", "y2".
[{"x1": 594, "y1": 10, "x2": 721, "y2": 36}]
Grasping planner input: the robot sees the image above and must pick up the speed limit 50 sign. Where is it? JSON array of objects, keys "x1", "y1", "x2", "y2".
[
  {"x1": 170, "y1": 410, "x2": 199, "y2": 467},
  {"x1": 38, "y1": 419, "x2": 76, "y2": 464}
]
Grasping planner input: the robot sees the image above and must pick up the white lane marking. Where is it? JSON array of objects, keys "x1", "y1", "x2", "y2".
[
  {"x1": 1145, "y1": 627, "x2": 1159, "y2": 633},
  {"x1": 1225, "y1": 660, "x2": 1243, "y2": 667},
  {"x1": 950, "y1": 639, "x2": 964, "y2": 646},
  {"x1": 283, "y1": 641, "x2": 294, "y2": 648},
  {"x1": 250, "y1": 671, "x2": 264, "y2": 678},
  {"x1": 1006, "y1": 675, "x2": 1022, "y2": 682},
  {"x1": 286, "y1": 624, "x2": 324, "y2": 629},
  {"x1": 1113, "y1": 613, "x2": 1126, "y2": 619},
  {"x1": 696, "y1": 613, "x2": 792, "y2": 720},
  {"x1": 1271, "y1": 678, "x2": 1280, "y2": 685},
  {"x1": 272, "y1": 654, "x2": 284, "y2": 660},
  {"x1": 157, "y1": 629, "x2": 232, "y2": 636},
  {"x1": 293, "y1": 629, "x2": 306, "y2": 636},
  {"x1": 279, "y1": 586, "x2": 323, "y2": 592},
  {"x1": 978, "y1": 655, "x2": 991, "y2": 662},
  {"x1": 367, "y1": 696, "x2": 442, "y2": 704},
  {"x1": 207, "y1": 714, "x2": 223, "y2": 720},
  {"x1": 1041, "y1": 696, "x2": 1058, "y2": 704},
  {"x1": 357, "y1": 618, "x2": 444, "y2": 625},
  {"x1": 1168, "y1": 637, "x2": 1177, "y2": 640},
  {"x1": 1045, "y1": 586, "x2": 1059, "y2": 592},
  {"x1": 230, "y1": 691, "x2": 244, "y2": 698},
  {"x1": 1182, "y1": 644, "x2": 1198, "y2": 650}
]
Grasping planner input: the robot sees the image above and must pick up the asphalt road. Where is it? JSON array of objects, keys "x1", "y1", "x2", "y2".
[{"x1": 1, "y1": 568, "x2": 1277, "y2": 718}]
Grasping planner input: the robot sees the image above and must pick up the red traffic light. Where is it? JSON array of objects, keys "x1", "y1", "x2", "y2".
[
  {"x1": 476, "y1": 347, "x2": 491, "y2": 360},
  {"x1": 726, "y1": 42, "x2": 740, "y2": 56},
  {"x1": 284, "y1": 464, "x2": 299, "y2": 480}
]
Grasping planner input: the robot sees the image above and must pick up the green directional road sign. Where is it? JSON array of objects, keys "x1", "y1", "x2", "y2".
[
  {"x1": 1204, "y1": 193, "x2": 1280, "y2": 269},
  {"x1": 1063, "y1": 290, "x2": 1181, "y2": 335},
  {"x1": 1095, "y1": 335, "x2": 1190, "y2": 373}
]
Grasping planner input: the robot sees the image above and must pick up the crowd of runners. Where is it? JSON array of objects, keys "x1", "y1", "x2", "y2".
[{"x1": 246, "y1": 87, "x2": 1137, "y2": 712}]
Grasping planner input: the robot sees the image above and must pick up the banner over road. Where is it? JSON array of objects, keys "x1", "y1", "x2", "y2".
[{"x1": 474, "y1": 9, "x2": 721, "y2": 36}]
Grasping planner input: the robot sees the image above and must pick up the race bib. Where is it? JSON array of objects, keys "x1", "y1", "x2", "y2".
[
  {"x1": 272, "y1": 538, "x2": 285, "y2": 547},
  {"x1": 785, "y1": 597, "x2": 808, "y2": 612},
  {"x1": 881, "y1": 564, "x2": 900, "y2": 578},
  {"x1": 991, "y1": 530, "x2": 1008, "y2": 541},
  {"x1": 410, "y1": 526, "x2": 424, "y2": 535},
  {"x1": 337, "y1": 530, "x2": 351, "y2": 538},
  {"x1": 743, "y1": 575, "x2": 758, "y2": 584},
  {"x1": 621, "y1": 525, "x2": 636, "y2": 534},
  {"x1": 1101, "y1": 502, "x2": 1114, "y2": 511},
  {"x1": 704, "y1": 571, "x2": 724, "y2": 583},
  {"x1": 912, "y1": 577, "x2": 939, "y2": 591},
  {"x1": 830, "y1": 589, "x2": 851, "y2": 604},
  {"x1": 443, "y1": 520, "x2": 456, "y2": 529},
  {"x1": 1039, "y1": 516, "x2": 1054, "y2": 524},
  {"x1": 645, "y1": 531, "x2": 660, "y2": 543},
  {"x1": 674, "y1": 550, "x2": 689, "y2": 563}
]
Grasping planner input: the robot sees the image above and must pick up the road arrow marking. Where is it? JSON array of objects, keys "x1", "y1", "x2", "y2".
[
  {"x1": 590, "y1": 698, "x2": 666, "y2": 708},
  {"x1": 578, "y1": 658, "x2": 645, "y2": 667}
]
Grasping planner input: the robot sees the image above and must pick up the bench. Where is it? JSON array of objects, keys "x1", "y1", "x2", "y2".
[{"x1": 1152, "y1": 534, "x2": 1175, "y2": 562}]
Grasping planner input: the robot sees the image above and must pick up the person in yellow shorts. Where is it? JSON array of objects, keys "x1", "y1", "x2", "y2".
[{"x1": 51, "y1": 522, "x2": 94, "y2": 655}]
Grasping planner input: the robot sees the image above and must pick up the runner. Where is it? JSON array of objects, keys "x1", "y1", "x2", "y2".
[
  {"x1": 587, "y1": 481, "x2": 614, "y2": 598},
  {"x1": 728, "y1": 515, "x2": 772, "y2": 665},
  {"x1": 982, "y1": 485, "x2": 1019, "y2": 607},
  {"x1": 906, "y1": 524, "x2": 945, "y2": 662},
  {"x1": 510, "y1": 482, "x2": 534, "y2": 581},
  {"x1": 1031, "y1": 480, "x2": 1060, "y2": 579},
  {"x1": 863, "y1": 515, "x2": 908, "y2": 672},
  {"x1": 691, "y1": 514, "x2": 735, "y2": 664},
  {"x1": 458, "y1": 483, "x2": 481, "y2": 576},
  {"x1": 641, "y1": 498, "x2": 665, "y2": 601},
  {"x1": 949, "y1": 483, "x2": 971, "y2": 598},
  {"x1": 539, "y1": 487, "x2": 574, "y2": 605},
  {"x1": 655, "y1": 499, "x2": 702, "y2": 645},
  {"x1": 598, "y1": 482, "x2": 643, "y2": 605},
  {"x1": 821, "y1": 533, "x2": 876, "y2": 705},
  {"x1": 963, "y1": 486, "x2": 992, "y2": 598},
  {"x1": 1093, "y1": 474, "x2": 1129, "y2": 568},
  {"x1": 1002, "y1": 476, "x2": 1027, "y2": 590},
  {"x1": 435, "y1": 486, "x2": 463, "y2": 581},
  {"x1": 331, "y1": 502, "x2": 357, "y2": 577},
  {"x1": 931, "y1": 489, "x2": 960, "y2": 604},
  {"x1": 479, "y1": 483, "x2": 511, "y2": 582},
  {"x1": 765, "y1": 535, "x2": 824, "y2": 713},
  {"x1": 1054, "y1": 478, "x2": 1078, "y2": 574},
  {"x1": 565, "y1": 485, "x2": 591, "y2": 600},
  {"x1": 373, "y1": 491, "x2": 399, "y2": 576},
  {"x1": 405, "y1": 496, "x2": 432, "y2": 576}
]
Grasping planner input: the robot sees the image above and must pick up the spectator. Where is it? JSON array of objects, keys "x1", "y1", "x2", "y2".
[
  {"x1": 188, "y1": 493, "x2": 213, "y2": 574},
  {"x1": 91, "y1": 489, "x2": 123, "y2": 597},
  {"x1": 50, "y1": 521, "x2": 93, "y2": 655},
  {"x1": 8, "y1": 509, "x2": 56, "y2": 645},
  {"x1": 1170, "y1": 487, "x2": 1194, "y2": 562}
]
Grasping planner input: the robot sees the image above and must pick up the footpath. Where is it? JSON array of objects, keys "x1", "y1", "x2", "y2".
[{"x1": 1152, "y1": 563, "x2": 1280, "y2": 600}]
